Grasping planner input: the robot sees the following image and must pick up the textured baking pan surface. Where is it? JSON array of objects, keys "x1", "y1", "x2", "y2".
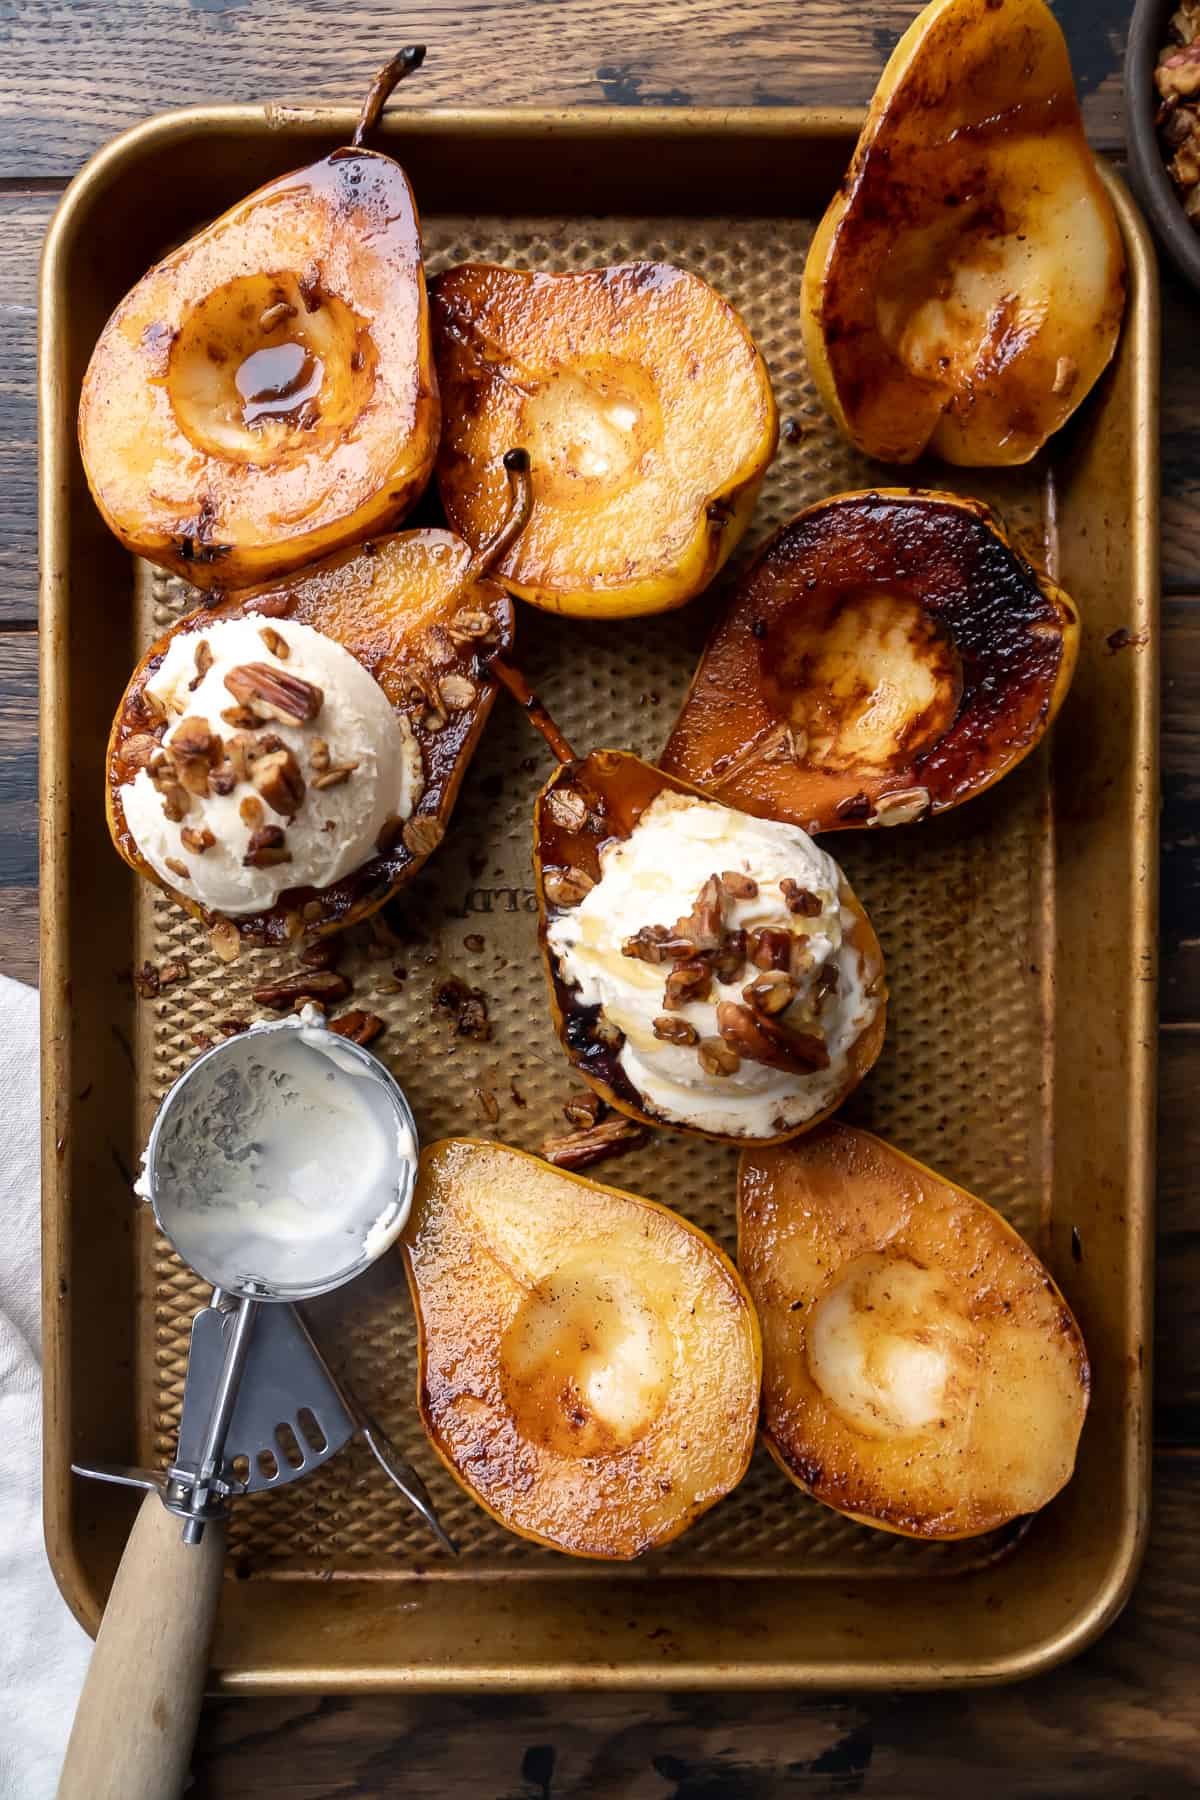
[{"x1": 40, "y1": 108, "x2": 1157, "y2": 1689}]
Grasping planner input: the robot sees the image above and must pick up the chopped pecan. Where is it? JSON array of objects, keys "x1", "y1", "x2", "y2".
[
  {"x1": 720, "y1": 870, "x2": 758, "y2": 900},
  {"x1": 592, "y1": 1016, "x2": 624, "y2": 1049},
  {"x1": 171, "y1": 715, "x2": 219, "y2": 795},
  {"x1": 675, "y1": 874, "x2": 724, "y2": 951},
  {"x1": 621, "y1": 924, "x2": 693, "y2": 965},
  {"x1": 664, "y1": 956, "x2": 712, "y2": 1011},
  {"x1": 653, "y1": 1014, "x2": 700, "y2": 1046},
  {"x1": 402, "y1": 816, "x2": 445, "y2": 859},
  {"x1": 542, "y1": 1116, "x2": 647, "y2": 1170},
  {"x1": 299, "y1": 937, "x2": 342, "y2": 970},
  {"x1": 240, "y1": 795, "x2": 264, "y2": 828},
  {"x1": 563, "y1": 1089, "x2": 606, "y2": 1129},
  {"x1": 439, "y1": 674, "x2": 477, "y2": 710},
  {"x1": 446, "y1": 608, "x2": 500, "y2": 648},
  {"x1": 164, "y1": 856, "x2": 190, "y2": 880},
  {"x1": 544, "y1": 866, "x2": 594, "y2": 906},
  {"x1": 717, "y1": 999, "x2": 829, "y2": 1074},
  {"x1": 120, "y1": 732, "x2": 164, "y2": 774},
  {"x1": 697, "y1": 1036, "x2": 740, "y2": 1077},
  {"x1": 221, "y1": 704, "x2": 262, "y2": 731},
  {"x1": 253, "y1": 970, "x2": 351, "y2": 1010},
  {"x1": 433, "y1": 976, "x2": 491, "y2": 1040},
  {"x1": 158, "y1": 958, "x2": 190, "y2": 987},
  {"x1": 716, "y1": 1000, "x2": 828, "y2": 1073},
  {"x1": 749, "y1": 926, "x2": 793, "y2": 971},
  {"x1": 780, "y1": 879, "x2": 822, "y2": 918},
  {"x1": 243, "y1": 825, "x2": 292, "y2": 868},
  {"x1": 259, "y1": 625, "x2": 290, "y2": 659},
  {"x1": 712, "y1": 928, "x2": 749, "y2": 984},
  {"x1": 252, "y1": 745, "x2": 306, "y2": 816},
  {"x1": 743, "y1": 971, "x2": 798, "y2": 1015},
  {"x1": 133, "y1": 961, "x2": 160, "y2": 999},
  {"x1": 328, "y1": 1010, "x2": 385, "y2": 1046},
  {"x1": 210, "y1": 762, "x2": 237, "y2": 796},
  {"x1": 224, "y1": 662, "x2": 323, "y2": 725},
  {"x1": 870, "y1": 786, "x2": 930, "y2": 828},
  {"x1": 474, "y1": 1086, "x2": 501, "y2": 1123},
  {"x1": 158, "y1": 782, "x2": 191, "y2": 823},
  {"x1": 189, "y1": 639, "x2": 213, "y2": 691},
  {"x1": 815, "y1": 963, "x2": 840, "y2": 1003},
  {"x1": 312, "y1": 762, "x2": 359, "y2": 790},
  {"x1": 180, "y1": 826, "x2": 215, "y2": 855},
  {"x1": 210, "y1": 919, "x2": 241, "y2": 963},
  {"x1": 310, "y1": 737, "x2": 331, "y2": 774},
  {"x1": 544, "y1": 787, "x2": 589, "y2": 832},
  {"x1": 834, "y1": 791, "x2": 871, "y2": 821}
]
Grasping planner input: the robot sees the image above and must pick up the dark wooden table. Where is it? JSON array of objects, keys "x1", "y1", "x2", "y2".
[{"x1": 5, "y1": 2, "x2": 1198, "y2": 1792}]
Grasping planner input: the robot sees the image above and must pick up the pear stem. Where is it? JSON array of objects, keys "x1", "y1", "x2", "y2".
[
  {"x1": 468, "y1": 448, "x2": 533, "y2": 582},
  {"x1": 351, "y1": 46, "x2": 426, "y2": 148},
  {"x1": 488, "y1": 656, "x2": 577, "y2": 767}
]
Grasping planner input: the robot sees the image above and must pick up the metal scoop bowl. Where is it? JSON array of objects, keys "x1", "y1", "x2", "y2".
[{"x1": 59, "y1": 1013, "x2": 448, "y2": 1800}]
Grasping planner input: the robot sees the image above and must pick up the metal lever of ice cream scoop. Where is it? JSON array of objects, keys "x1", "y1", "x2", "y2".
[{"x1": 293, "y1": 1305, "x2": 457, "y2": 1554}]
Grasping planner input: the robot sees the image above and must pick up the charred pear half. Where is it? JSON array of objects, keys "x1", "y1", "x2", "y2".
[
  {"x1": 660, "y1": 490, "x2": 1079, "y2": 833},
  {"x1": 80, "y1": 52, "x2": 439, "y2": 588},
  {"x1": 801, "y1": 0, "x2": 1126, "y2": 466},
  {"x1": 107, "y1": 456, "x2": 532, "y2": 950},
  {"x1": 403, "y1": 1138, "x2": 762, "y2": 1559},
  {"x1": 531, "y1": 748, "x2": 886, "y2": 1144},
  {"x1": 739, "y1": 1123, "x2": 1090, "y2": 1539},
  {"x1": 432, "y1": 261, "x2": 778, "y2": 617}
]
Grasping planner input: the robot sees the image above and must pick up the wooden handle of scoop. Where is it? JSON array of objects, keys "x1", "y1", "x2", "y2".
[{"x1": 57, "y1": 1490, "x2": 225, "y2": 1800}]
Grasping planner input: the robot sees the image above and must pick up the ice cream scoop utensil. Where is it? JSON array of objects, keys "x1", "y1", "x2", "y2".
[{"x1": 58, "y1": 1016, "x2": 428, "y2": 1800}]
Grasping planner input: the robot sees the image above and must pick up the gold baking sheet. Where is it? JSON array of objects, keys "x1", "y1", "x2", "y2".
[{"x1": 40, "y1": 108, "x2": 1157, "y2": 1687}]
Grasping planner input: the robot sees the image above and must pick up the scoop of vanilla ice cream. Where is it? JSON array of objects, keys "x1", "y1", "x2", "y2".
[
  {"x1": 121, "y1": 617, "x2": 423, "y2": 915},
  {"x1": 546, "y1": 789, "x2": 880, "y2": 1139}
]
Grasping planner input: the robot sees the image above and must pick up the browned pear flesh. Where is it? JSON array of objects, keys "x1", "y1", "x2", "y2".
[
  {"x1": 801, "y1": 0, "x2": 1126, "y2": 466},
  {"x1": 534, "y1": 749, "x2": 886, "y2": 1144},
  {"x1": 739, "y1": 1123, "x2": 1090, "y2": 1539},
  {"x1": 106, "y1": 528, "x2": 512, "y2": 946},
  {"x1": 660, "y1": 490, "x2": 1079, "y2": 832},
  {"x1": 403, "y1": 1139, "x2": 762, "y2": 1558},
  {"x1": 79, "y1": 143, "x2": 438, "y2": 587},
  {"x1": 432, "y1": 262, "x2": 778, "y2": 616}
]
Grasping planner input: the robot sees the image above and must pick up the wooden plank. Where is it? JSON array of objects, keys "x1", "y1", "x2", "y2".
[
  {"x1": 0, "y1": 189, "x2": 56, "y2": 626},
  {"x1": 0, "y1": 0, "x2": 1124, "y2": 183},
  {"x1": 188, "y1": 1456, "x2": 1199, "y2": 1798},
  {"x1": 1162, "y1": 277, "x2": 1200, "y2": 595},
  {"x1": 1157, "y1": 1030, "x2": 1200, "y2": 1442},
  {"x1": 1162, "y1": 599, "x2": 1200, "y2": 1020},
  {"x1": 0, "y1": 633, "x2": 36, "y2": 891}
]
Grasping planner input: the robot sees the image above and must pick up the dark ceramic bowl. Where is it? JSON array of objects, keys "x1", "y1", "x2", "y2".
[{"x1": 1126, "y1": 0, "x2": 1200, "y2": 291}]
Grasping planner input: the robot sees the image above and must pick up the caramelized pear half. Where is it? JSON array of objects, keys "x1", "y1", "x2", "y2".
[
  {"x1": 403, "y1": 1138, "x2": 762, "y2": 1558},
  {"x1": 534, "y1": 750, "x2": 885, "y2": 1144},
  {"x1": 432, "y1": 262, "x2": 778, "y2": 616},
  {"x1": 801, "y1": 0, "x2": 1126, "y2": 465},
  {"x1": 661, "y1": 490, "x2": 1078, "y2": 832},
  {"x1": 80, "y1": 61, "x2": 438, "y2": 587},
  {"x1": 107, "y1": 528, "x2": 512, "y2": 948},
  {"x1": 739, "y1": 1123, "x2": 1090, "y2": 1539}
]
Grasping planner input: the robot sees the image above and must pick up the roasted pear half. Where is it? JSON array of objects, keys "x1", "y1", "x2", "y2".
[
  {"x1": 534, "y1": 749, "x2": 886, "y2": 1144},
  {"x1": 403, "y1": 1138, "x2": 762, "y2": 1558},
  {"x1": 660, "y1": 490, "x2": 1078, "y2": 832},
  {"x1": 801, "y1": 0, "x2": 1126, "y2": 465},
  {"x1": 79, "y1": 52, "x2": 439, "y2": 588},
  {"x1": 432, "y1": 262, "x2": 778, "y2": 617},
  {"x1": 739, "y1": 1123, "x2": 1090, "y2": 1539},
  {"x1": 107, "y1": 513, "x2": 520, "y2": 952}
]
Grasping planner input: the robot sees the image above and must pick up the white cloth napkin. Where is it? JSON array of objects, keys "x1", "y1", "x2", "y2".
[{"x1": 0, "y1": 976, "x2": 91, "y2": 1799}]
